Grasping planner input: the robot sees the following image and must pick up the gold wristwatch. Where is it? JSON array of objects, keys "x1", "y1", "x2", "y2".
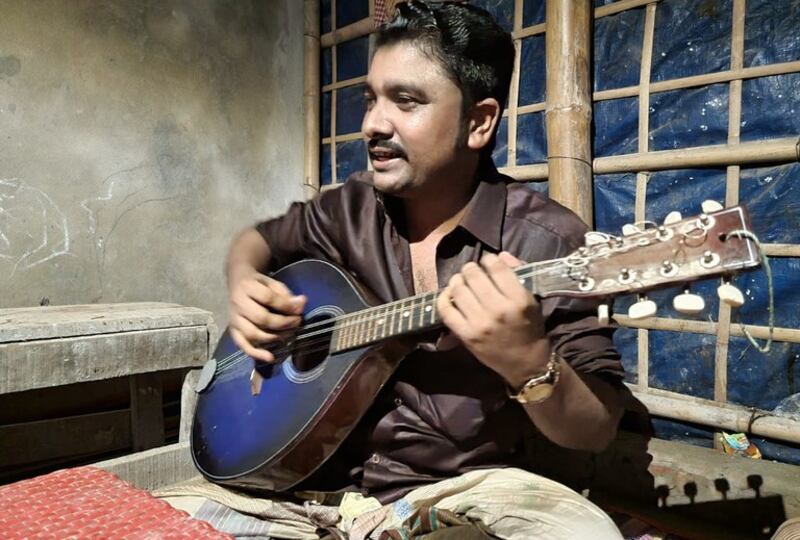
[{"x1": 507, "y1": 352, "x2": 562, "y2": 404}]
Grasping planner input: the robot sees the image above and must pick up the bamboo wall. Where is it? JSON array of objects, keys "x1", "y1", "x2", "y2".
[{"x1": 307, "y1": 0, "x2": 800, "y2": 460}]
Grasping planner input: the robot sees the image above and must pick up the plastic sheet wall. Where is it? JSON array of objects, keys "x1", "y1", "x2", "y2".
[{"x1": 319, "y1": 0, "x2": 800, "y2": 463}]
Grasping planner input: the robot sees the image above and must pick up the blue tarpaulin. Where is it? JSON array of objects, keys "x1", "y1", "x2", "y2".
[{"x1": 320, "y1": 0, "x2": 800, "y2": 463}]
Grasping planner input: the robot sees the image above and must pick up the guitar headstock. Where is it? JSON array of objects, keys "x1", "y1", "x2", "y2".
[{"x1": 536, "y1": 204, "x2": 761, "y2": 311}]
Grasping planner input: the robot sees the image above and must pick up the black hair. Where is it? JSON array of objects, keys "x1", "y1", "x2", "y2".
[{"x1": 375, "y1": 1, "x2": 515, "y2": 155}]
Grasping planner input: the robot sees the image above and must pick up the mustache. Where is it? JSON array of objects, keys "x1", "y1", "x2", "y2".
[{"x1": 367, "y1": 139, "x2": 407, "y2": 158}]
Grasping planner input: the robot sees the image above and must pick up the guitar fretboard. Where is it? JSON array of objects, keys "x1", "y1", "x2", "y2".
[{"x1": 329, "y1": 262, "x2": 547, "y2": 353}]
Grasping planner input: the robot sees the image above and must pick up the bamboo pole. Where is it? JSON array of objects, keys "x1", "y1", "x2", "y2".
[
  {"x1": 764, "y1": 244, "x2": 800, "y2": 257},
  {"x1": 322, "y1": 132, "x2": 363, "y2": 144},
  {"x1": 513, "y1": 0, "x2": 662, "y2": 40},
  {"x1": 517, "y1": 102, "x2": 547, "y2": 115},
  {"x1": 304, "y1": 0, "x2": 321, "y2": 199},
  {"x1": 320, "y1": 17, "x2": 376, "y2": 48},
  {"x1": 507, "y1": 0, "x2": 524, "y2": 168},
  {"x1": 500, "y1": 136, "x2": 800, "y2": 180},
  {"x1": 592, "y1": 136, "x2": 800, "y2": 173},
  {"x1": 330, "y1": 0, "x2": 339, "y2": 184},
  {"x1": 632, "y1": 386, "x2": 800, "y2": 444},
  {"x1": 614, "y1": 315, "x2": 800, "y2": 344},
  {"x1": 513, "y1": 23, "x2": 546, "y2": 40},
  {"x1": 594, "y1": 60, "x2": 800, "y2": 102},
  {"x1": 595, "y1": 0, "x2": 661, "y2": 18},
  {"x1": 545, "y1": 0, "x2": 593, "y2": 225},
  {"x1": 322, "y1": 75, "x2": 367, "y2": 93},
  {"x1": 714, "y1": 0, "x2": 748, "y2": 405},
  {"x1": 634, "y1": 4, "x2": 657, "y2": 390},
  {"x1": 499, "y1": 163, "x2": 549, "y2": 180}
]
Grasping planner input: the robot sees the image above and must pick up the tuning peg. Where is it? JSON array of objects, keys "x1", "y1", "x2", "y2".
[
  {"x1": 622, "y1": 224, "x2": 639, "y2": 236},
  {"x1": 717, "y1": 281, "x2": 745, "y2": 308},
  {"x1": 628, "y1": 296, "x2": 657, "y2": 320},
  {"x1": 673, "y1": 288, "x2": 705, "y2": 315},
  {"x1": 701, "y1": 200, "x2": 724, "y2": 214},
  {"x1": 598, "y1": 304, "x2": 611, "y2": 326},
  {"x1": 585, "y1": 231, "x2": 608, "y2": 246},
  {"x1": 664, "y1": 211, "x2": 683, "y2": 225}
]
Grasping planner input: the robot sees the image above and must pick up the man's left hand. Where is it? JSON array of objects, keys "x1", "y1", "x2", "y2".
[{"x1": 436, "y1": 252, "x2": 551, "y2": 388}]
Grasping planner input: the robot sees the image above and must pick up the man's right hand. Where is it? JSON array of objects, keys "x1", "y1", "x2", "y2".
[{"x1": 228, "y1": 270, "x2": 307, "y2": 363}]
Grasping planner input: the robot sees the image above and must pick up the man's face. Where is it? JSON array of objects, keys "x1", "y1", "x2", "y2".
[{"x1": 362, "y1": 41, "x2": 469, "y2": 197}]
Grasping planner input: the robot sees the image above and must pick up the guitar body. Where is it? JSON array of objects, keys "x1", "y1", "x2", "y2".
[{"x1": 191, "y1": 259, "x2": 407, "y2": 492}]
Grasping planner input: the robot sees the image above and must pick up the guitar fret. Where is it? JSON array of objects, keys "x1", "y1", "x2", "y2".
[
  {"x1": 401, "y1": 299, "x2": 411, "y2": 334},
  {"x1": 343, "y1": 312, "x2": 353, "y2": 350},
  {"x1": 374, "y1": 306, "x2": 384, "y2": 342},
  {"x1": 357, "y1": 311, "x2": 368, "y2": 348},
  {"x1": 408, "y1": 297, "x2": 417, "y2": 332},
  {"x1": 350, "y1": 311, "x2": 360, "y2": 348},
  {"x1": 365, "y1": 309, "x2": 374, "y2": 344},
  {"x1": 375, "y1": 306, "x2": 385, "y2": 341},
  {"x1": 333, "y1": 320, "x2": 344, "y2": 352}
]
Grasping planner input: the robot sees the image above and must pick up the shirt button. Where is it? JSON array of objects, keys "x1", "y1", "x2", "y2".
[
  {"x1": 370, "y1": 453, "x2": 381, "y2": 464},
  {"x1": 394, "y1": 397, "x2": 403, "y2": 407}
]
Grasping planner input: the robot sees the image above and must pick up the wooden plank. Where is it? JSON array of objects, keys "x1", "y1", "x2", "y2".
[
  {"x1": 130, "y1": 373, "x2": 165, "y2": 451},
  {"x1": 179, "y1": 369, "x2": 201, "y2": 443},
  {"x1": 94, "y1": 441, "x2": 198, "y2": 492},
  {"x1": 0, "y1": 326, "x2": 209, "y2": 394},
  {"x1": 0, "y1": 410, "x2": 131, "y2": 467},
  {"x1": 0, "y1": 377, "x2": 129, "y2": 423},
  {"x1": 0, "y1": 303, "x2": 215, "y2": 344},
  {"x1": 647, "y1": 437, "x2": 800, "y2": 517}
]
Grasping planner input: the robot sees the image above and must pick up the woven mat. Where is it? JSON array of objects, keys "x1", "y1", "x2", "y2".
[{"x1": 0, "y1": 466, "x2": 231, "y2": 539}]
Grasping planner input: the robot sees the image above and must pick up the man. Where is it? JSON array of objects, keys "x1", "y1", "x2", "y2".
[{"x1": 225, "y1": 2, "x2": 625, "y2": 538}]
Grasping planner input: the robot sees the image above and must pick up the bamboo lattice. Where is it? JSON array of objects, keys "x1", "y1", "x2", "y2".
[{"x1": 308, "y1": 0, "x2": 800, "y2": 444}]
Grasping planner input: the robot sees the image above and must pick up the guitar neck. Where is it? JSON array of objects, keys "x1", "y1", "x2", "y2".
[
  {"x1": 328, "y1": 205, "x2": 761, "y2": 354},
  {"x1": 329, "y1": 261, "x2": 557, "y2": 353}
]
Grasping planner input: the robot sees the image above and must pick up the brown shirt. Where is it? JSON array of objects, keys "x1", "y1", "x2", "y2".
[{"x1": 256, "y1": 167, "x2": 624, "y2": 502}]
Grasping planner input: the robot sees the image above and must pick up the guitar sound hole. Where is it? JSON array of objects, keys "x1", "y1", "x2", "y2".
[{"x1": 290, "y1": 313, "x2": 333, "y2": 373}]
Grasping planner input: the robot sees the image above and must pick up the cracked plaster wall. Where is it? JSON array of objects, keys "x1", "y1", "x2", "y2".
[{"x1": 0, "y1": 0, "x2": 305, "y2": 327}]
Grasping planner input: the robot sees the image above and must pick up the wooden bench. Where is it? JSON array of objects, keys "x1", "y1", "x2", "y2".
[{"x1": 0, "y1": 303, "x2": 217, "y2": 478}]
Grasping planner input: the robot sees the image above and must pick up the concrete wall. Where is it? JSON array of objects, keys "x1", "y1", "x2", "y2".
[{"x1": 0, "y1": 0, "x2": 305, "y2": 327}]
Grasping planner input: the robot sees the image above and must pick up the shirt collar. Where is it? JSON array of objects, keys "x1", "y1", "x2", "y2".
[
  {"x1": 372, "y1": 163, "x2": 508, "y2": 251},
  {"x1": 456, "y1": 163, "x2": 506, "y2": 251}
]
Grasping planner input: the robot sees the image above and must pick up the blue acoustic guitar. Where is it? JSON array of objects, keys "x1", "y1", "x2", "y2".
[{"x1": 191, "y1": 205, "x2": 761, "y2": 492}]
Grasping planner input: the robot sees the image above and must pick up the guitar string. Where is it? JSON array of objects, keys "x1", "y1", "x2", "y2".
[
  {"x1": 213, "y1": 255, "x2": 623, "y2": 372},
  {"x1": 212, "y1": 259, "x2": 575, "y2": 371},
  {"x1": 218, "y1": 226, "x2": 660, "y2": 367},
  {"x1": 212, "y1": 230, "x2": 672, "y2": 371},
  {"x1": 215, "y1": 221, "x2": 736, "y2": 372}
]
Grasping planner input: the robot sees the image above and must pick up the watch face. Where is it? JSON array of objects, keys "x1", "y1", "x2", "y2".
[{"x1": 521, "y1": 383, "x2": 554, "y2": 403}]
